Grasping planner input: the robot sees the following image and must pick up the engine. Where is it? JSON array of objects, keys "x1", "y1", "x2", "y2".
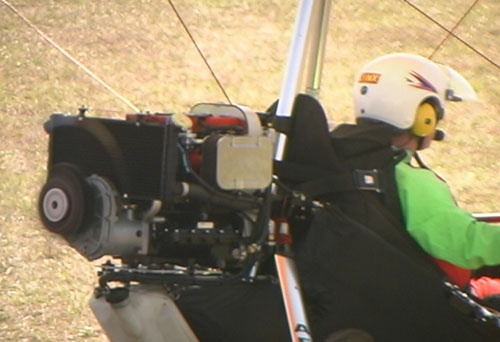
[{"x1": 38, "y1": 103, "x2": 275, "y2": 274}]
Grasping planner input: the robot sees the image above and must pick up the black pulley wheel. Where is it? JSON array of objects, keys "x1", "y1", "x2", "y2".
[{"x1": 38, "y1": 163, "x2": 88, "y2": 239}]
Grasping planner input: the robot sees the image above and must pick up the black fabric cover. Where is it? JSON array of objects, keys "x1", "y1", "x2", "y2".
[
  {"x1": 176, "y1": 280, "x2": 289, "y2": 342},
  {"x1": 281, "y1": 94, "x2": 340, "y2": 171},
  {"x1": 322, "y1": 123, "x2": 431, "y2": 266},
  {"x1": 295, "y1": 205, "x2": 498, "y2": 342},
  {"x1": 327, "y1": 123, "x2": 404, "y2": 221}
]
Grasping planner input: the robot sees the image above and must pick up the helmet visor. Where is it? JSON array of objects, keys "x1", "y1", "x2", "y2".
[{"x1": 439, "y1": 65, "x2": 478, "y2": 102}]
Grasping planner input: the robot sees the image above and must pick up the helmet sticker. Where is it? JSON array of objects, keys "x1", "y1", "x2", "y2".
[
  {"x1": 359, "y1": 73, "x2": 381, "y2": 84},
  {"x1": 406, "y1": 71, "x2": 438, "y2": 94}
]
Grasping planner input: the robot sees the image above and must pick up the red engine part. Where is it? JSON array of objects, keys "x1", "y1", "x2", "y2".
[
  {"x1": 189, "y1": 116, "x2": 247, "y2": 172},
  {"x1": 191, "y1": 116, "x2": 246, "y2": 133},
  {"x1": 189, "y1": 148, "x2": 203, "y2": 172},
  {"x1": 126, "y1": 113, "x2": 171, "y2": 124}
]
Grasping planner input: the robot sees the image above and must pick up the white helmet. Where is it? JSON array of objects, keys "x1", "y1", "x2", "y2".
[{"x1": 353, "y1": 53, "x2": 476, "y2": 136}]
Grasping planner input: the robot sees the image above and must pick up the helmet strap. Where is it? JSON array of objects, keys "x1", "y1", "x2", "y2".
[{"x1": 416, "y1": 136, "x2": 426, "y2": 150}]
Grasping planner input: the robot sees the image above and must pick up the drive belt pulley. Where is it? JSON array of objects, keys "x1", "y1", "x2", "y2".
[{"x1": 38, "y1": 163, "x2": 88, "y2": 239}]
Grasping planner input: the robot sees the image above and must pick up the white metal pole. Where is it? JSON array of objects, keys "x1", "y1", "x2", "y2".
[
  {"x1": 275, "y1": 254, "x2": 313, "y2": 342},
  {"x1": 305, "y1": 0, "x2": 331, "y2": 98},
  {"x1": 274, "y1": 0, "x2": 316, "y2": 161},
  {"x1": 272, "y1": 2, "x2": 333, "y2": 341}
]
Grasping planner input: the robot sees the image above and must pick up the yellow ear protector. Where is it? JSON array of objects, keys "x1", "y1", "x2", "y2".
[{"x1": 411, "y1": 102, "x2": 438, "y2": 137}]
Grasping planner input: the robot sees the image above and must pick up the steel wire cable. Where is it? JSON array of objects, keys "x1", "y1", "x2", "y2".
[
  {"x1": 428, "y1": 0, "x2": 480, "y2": 60},
  {"x1": 403, "y1": 0, "x2": 499, "y2": 70},
  {"x1": 0, "y1": 0, "x2": 142, "y2": 112},
  {"x1": 166, "y1": 0, "x2": 233, "y2": 105}
]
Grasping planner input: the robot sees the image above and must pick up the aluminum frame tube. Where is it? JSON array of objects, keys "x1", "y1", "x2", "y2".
[
  {"x1": 274, "y1": 0, "x2": 316, "y2": 161},
  {"x1": 275, "y1": 253, "x2": 313, "y2": 342},
  {"x1": 274, "y1": 0, "x2": 331, "y2": 161},
  {"x1": 305, "y1": 0, "x2": 332, "y2": 98}
]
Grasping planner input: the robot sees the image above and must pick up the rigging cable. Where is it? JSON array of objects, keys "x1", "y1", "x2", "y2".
[
  {"x1": 428, "y1": 0, "x2": 480, "y2": 60},
  {"x1": 402, "y1": 0, "x2": 499, "y2": 70},
  {"x1": 0, "y1": 0, "x2": 141, "y2": 113},
  {"x1": 167, "y1": 0, "x2": 232, "y2": 104}
]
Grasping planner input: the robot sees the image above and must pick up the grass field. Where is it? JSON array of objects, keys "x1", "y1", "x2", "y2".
[{"x1": 0, "y1": 0, "x2": 499, "y2": 341}]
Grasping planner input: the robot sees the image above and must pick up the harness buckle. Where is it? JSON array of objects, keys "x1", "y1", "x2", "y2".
[{"x1": 354, "y1": 169, "x2": 382, "y2": 193}]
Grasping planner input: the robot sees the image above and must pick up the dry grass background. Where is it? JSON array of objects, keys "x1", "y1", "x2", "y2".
[{"x1": 0, "y1": 0, "x2": 498, "y2": 341}]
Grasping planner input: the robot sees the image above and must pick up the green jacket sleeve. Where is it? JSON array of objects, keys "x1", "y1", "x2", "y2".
[{"x1": 395, "y1": 154, "x2": 500, "y2": 269}]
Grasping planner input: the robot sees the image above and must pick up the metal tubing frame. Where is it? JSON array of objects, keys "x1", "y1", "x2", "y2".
[
  {"x1": 275, "y1": 253, "x2": 313, "y2": 342},
  {"x1": 273, "y1": 1, "x2": 332, "y2": 341},
  {"x1": 274, "y1": 0, "x2": 331, "y2": 161},
  {"x1": 473, "y1": 213, "x2": 500, "y2": 223},
  {"x1": 305, "y1": 0, "x2": 332, "y2": 98}
]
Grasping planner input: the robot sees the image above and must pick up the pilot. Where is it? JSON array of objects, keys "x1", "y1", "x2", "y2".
[{"x1": 352, "y1": 53, "x2": 500, "y2": 302}]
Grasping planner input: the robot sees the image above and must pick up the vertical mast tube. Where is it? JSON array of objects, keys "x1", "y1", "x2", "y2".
[
  {"x1": 274, "y1": 0, "x2": 316, "y2": 161},
  {"x1": 273, "y1": 2, "x2": 333, "y2": 342},
  {"x1": 305, "y1": 0, "x2": 331, "y2": 98}
]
